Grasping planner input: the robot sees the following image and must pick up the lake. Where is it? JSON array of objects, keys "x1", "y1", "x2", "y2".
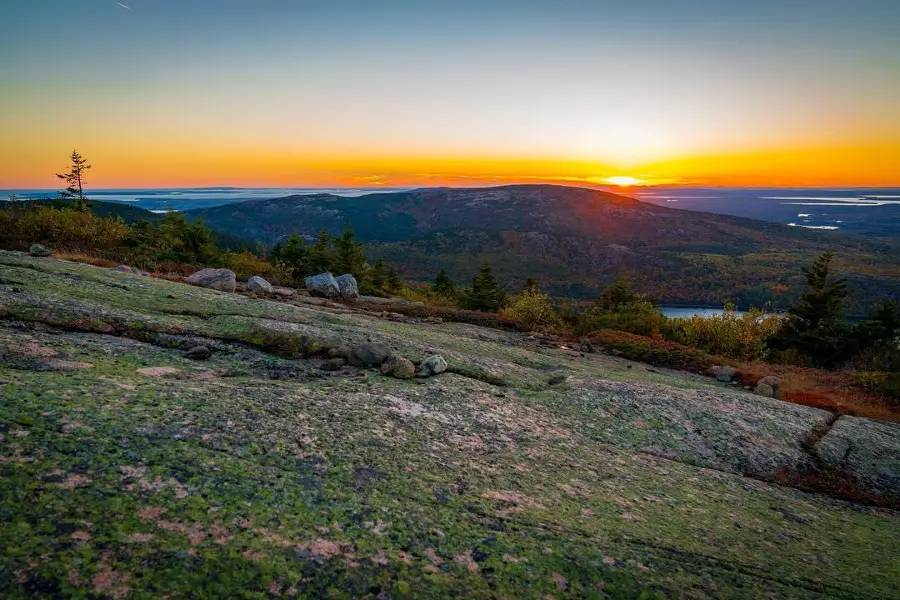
[{"x1": 659, "y1": 306, "x2": 746, "y2": 319}]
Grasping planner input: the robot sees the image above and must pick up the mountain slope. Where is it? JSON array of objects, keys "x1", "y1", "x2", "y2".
[
  {"x1": 2, "y1": 252, "x2": 899, "y2": 598},
  {"x1": 186, "y1": 185, "x2": 900, "y2": 309}
]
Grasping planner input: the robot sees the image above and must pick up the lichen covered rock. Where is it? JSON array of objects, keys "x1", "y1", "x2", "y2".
[{"x1": 185, "y1": 268, "x2": 236, "y2": 292}]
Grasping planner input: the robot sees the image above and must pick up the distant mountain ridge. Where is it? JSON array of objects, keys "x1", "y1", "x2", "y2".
[{"x1": 182, "y1": 184, "x2": 900, "y2": 309}]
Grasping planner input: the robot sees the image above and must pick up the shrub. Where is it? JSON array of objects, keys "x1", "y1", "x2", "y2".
[
  {"x1": 664, "y1": 308, "x2": 782, "y2": 361},
  {"x1": 0, "y1": 205, "x2": 128, "y2": 253},
  {"x1": 499, "y1": 289, "x2": 563, "y2": 332},
  {"x1": 228, "y1": 251, "x2": 274, "y2": 280},
  {"x1": 585, "y1": 330, "x2": 725, "y2": 372},
  {"x1": 574, "y1": 300, "x2": 666, "y2": 337}
]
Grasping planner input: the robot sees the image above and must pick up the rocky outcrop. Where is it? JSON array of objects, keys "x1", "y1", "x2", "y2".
[
  {"x1": 304, "y1": 272, "x2": 340, "y2": 298},
  {"x1": 184, "y1": 345, "x2": 211, "y2": 360},
  {"x1": 381, "y1": 354, "x2": 415, "y2": 379},
  {"x1": 28, "y1": 243, "x2": 52, "y2": 257},
  {"x1": 247, "y1": 276, "x2": 274, "y2": 293},
  {"x1": 335, "y1": 274, "x2": 360, "y2": 301},
  {"x1": 416, "y1": 355, "x2": 447, "y2": 378},
  {"x1": 815, "y1": 416, "x2": 900, "y2": 499},
  {"x1": 185, "y1": 268, "x2": 236, "y2": 292},
  {"x1": 754, "y1": 375, "x2": 781, "y2": 398},
  {"x1": 709, "y1": 365, "x2": 738, "y2": 382},
  {"x1": 347, "y1": 343, "x2": 391, "y2": 368},
  {"x1": 114, "y1": 265, "x2": 149, "y2": 276}
]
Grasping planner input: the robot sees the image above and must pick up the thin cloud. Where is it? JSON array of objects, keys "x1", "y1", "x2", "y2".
[{"x1": 115, "y1": 1, "x2": 130, "y2": 9}]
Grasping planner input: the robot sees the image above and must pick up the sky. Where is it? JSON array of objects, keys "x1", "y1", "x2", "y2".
[{"x1": 2, "y1": 0, "x2": 899, "y2": 189}]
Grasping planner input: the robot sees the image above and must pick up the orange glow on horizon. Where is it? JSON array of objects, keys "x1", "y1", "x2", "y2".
[{"x1": 1, "y1": 143, "x2": 899, "y2": 190}]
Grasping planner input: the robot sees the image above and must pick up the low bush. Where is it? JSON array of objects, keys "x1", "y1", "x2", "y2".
[
  {"x1": 227, "y1": 251, "x2": 274, "y2": 280},
  {"x1": 0, "y1": 205, "x2": 129, "y2": 253},
  {"x1": 663, "y1": 308, "x2": 782, "y2": 361},
  {"x1": 499, "y1": 289, "x2": 563, "y2": 332},
  {"x1": 584, "y1": 329, "x2": 726, "y2": 372}
]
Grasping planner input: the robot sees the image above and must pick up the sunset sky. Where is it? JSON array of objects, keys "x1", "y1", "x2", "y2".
[{"x1": 2, "y1": 0, "x2": 899, "y2": 189}]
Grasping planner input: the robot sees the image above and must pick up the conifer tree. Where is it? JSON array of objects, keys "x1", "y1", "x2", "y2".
[
  {"x1": 522, "y1": 277, "x2": 540, "y2": 294},
  {"x1": 463, "y1": 262, "x2": 505, "y2": 312},
  {"x1": 56, "y1": 150, "x2": 92, "y2": 211},
  {"x1": 271, "y1": 233, "x2": 312, "y2": 284},
  {"x1": 309, "y1": 230, "x2": 332, "y2": 274},
  {"x1": 432, "y1": 269, "x2": 456, "y2": 297},
  {"x1": 332, "y1": 225, "x2": 367, "y2": 279},
  {"x1": 371, "y1": 258, "x2": 387, "y2": 290},
  {"x1": 771, "y1": 251, "x2": 851, "y2": 366},
  {"x1": 385, "y1": 265, "x2": 401, "y2": 293}
]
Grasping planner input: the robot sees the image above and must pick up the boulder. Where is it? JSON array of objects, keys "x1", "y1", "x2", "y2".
[
  {"x1": 416, "y1": 355, "x2": 448, "y2": 378},
  {"x1": 347, "y1": 343, "x2": 392, "y2": 368},
  {"x1": 114, "y1": 264, "x2": 141, "y2": 275},
  {"x1": 304, "y1": 273, "x2": 340, "y2": 298},
  {"x1": 272, "y1": 287, "x2": 295, "y2": 297},
  {"x1": 754, "y1": 382, "x2": 775, "y2": 398},
  {"x1": 335, "y1": 274, "x2": 360, "y2": 301},
  {"x1": 709, "y1": 365, "x2": 738, "y2": 382},
  {"x1": 185, "y1": 268, "x2": 236, "y2": 292},
  {"x1": 184, "y1": 346, "x2": 211, "y2": 360},
  {"x1": 579, "y1": 337, "x2": 595, "y2": 353},
  {"x1": 247, "y1": 276, "x2": 274, "y2": 293},
  {"x1": 321, "y1": 357, "x2": 347, "y2": 372},
  {"x1": 757, "y1": 375, "x2": 781, "y2": 390},
  {"x1": 28, "y1": 243, "x2": 52, "y2": 257},
  {"x1": 381, "y1": 355, "x2": 416, "y2": 380}
]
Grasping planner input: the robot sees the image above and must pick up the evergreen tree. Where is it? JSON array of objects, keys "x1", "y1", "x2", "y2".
[
  {"x1": 463, "y1": 262, "x2": 505, "y2": 312},
  {"x1": 595, "y1": 277, "x2": 645, "y2": 313},
  {"x1": 522, "y1": 277, "x2": 540, "y2": 294},
  {"x1": 385, "y1": 266, "x2": 401, "y2": 293},
  {"x1": 771, "y1": 251, "x2": 852, "y2": 367},
  {"x1": 432, "y1": 269, "x2": 456, "y2": 297},
  {"x1": 56, "y1": 150, "x2": 92, "y2": 211},
  {"x1": 371, "y1": 258, "x2": 387, "y2": 290},
  {"x1": 309, "y1": 230, "x2": 332, "y2": 274},
  {"x1": 271, "y1": 233, "x2": 312, "y2": 284},
  {"x1": 854, "y1": 299, "x2": 900, "y2": 352},
  {"x1": 332, "y1": 226, "x2": 367, "y2": 278}
]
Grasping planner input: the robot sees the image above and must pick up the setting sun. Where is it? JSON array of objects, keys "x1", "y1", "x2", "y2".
[{"x1": 604, "y1": 176, "x2": 645, "y2": 187}]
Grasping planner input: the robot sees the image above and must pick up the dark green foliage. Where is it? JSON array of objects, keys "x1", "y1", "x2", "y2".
[
  {"x1": 332, "y1": 226, "x2": 368, "y2": 285},
  {"x1": 461, "y1": 262, "x2": 506, "y2": 312},
  {"x1": 309, "y1": 230, "x2": 333, "y2": 274},
  {"x1": 270, "y1": 233, "x2": 313, "y2": 285},
  {"x1": 432, "y1": 269, "x2": 456, "y2": 297},
  {"x1": 771, "y1": 251, "x2": 853, "y2": 367},
  {"x1": 572, "y1": 278, "x2": 665, "y2": 336},
  {"x1": 522, "y1": 277, "x2": 540, "y2": 293},
  {"x1": 854, "y1": 299, "x2": 900, "y2": 352},
  {"x1": 595, "y1": 277, "x2": 647, "y2": 313},
  {"x1": 371, "y1": 258, "x2": 387, "y2": 290},
  {"x1": 55, "y1": 150, "x2": 92, "y2": 211},
  {"x1": 385, "y1": 265, "x2": 401, "y2": 293}
]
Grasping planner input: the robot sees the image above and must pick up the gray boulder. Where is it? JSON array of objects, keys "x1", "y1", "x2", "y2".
[
  {"x1": 335, "y1": 274, "x2": 360, "y2": 301},
  {"x1": 754, "y1": 382, "x2": 775, "y2": 398},
  {"x1": 709, "y1": 365, "x2": 738, "y2": 382},
  {"x1": 381, "y1": 355, "x2": 415, "y2": 379},
  {"x1": 115, "y1": 264, "x2": 141, "y2": 275},
  {"x1": 272, "y1": 287, "x2": 294, "y2": 297},
  {"x1": 185, "y1": 268, "x2": 236, "y2": 292},
  {"x1": 347, "y1": 343, "x2": 392, "y2": 368},
  {"x1": 184, "y1": 346, "x2": 211, "y2": 360},
  {"x1": 304, "y1": 272, "x2": 340, "y2": 298},
  {"x1": 247, "y1": 276, "x2": 274, "y2": 293},
  {"x1": 28, "y1": 243, "x2": 52, "y2": 257},
  {"x1": 416, "y1": 355, "x2": 448, "y2": 378}
]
